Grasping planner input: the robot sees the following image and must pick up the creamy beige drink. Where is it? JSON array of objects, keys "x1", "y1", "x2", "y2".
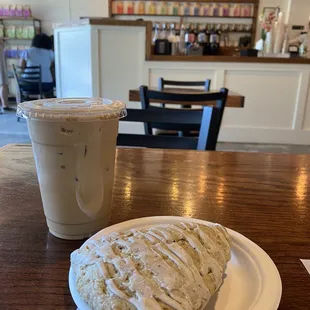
[{"x1": 17, "y1": 98, "x2": 126, "y2": 240}]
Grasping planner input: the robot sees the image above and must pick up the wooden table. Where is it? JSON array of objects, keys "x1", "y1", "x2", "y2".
[
  {"x1": 129, "y1": 87, "x2": 245, "y2": 108},
  {"x1": 1, "y1": 144, "x2": 310, "y2": 309}
]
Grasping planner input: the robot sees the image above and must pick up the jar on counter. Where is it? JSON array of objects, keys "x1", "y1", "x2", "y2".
[
  {"x1": 125, "y1": 2, "x2": 134, "y2": 14},
  {"x1": 250, "y1": 4, "x2": 254, "y2": 16},
  {"x1": 184, "y1": 3, "x2": 190, "y2": 16},
  {"x1": 134, "y1": 1, "x2": 144, "y2": 15},
  {"x1": 241, "y1": 4, "x2": 251, "y2": 17},
  {"x1": 161, "y1": 2, "x2": 168, "y2": 15},
  {"x1": 203, "y1": 4, "x2": 211, "y2": 17},
  {"x1": 213, "y1": 4, "x2": 220, "y2": 17},
  {"x1": 116, "y1": 1, "x2": 124, "y2": 14},
  {"x1": 229, "y1": 4, "x2": 234, "y2": 17},
  {"x1": 167, "y1": 2, "x2": 173, "y2": 15},
  {"x1": 194, "y1": 3, "x2": 202, "y2": 16},
  {"x1": 208, "y1": 3, "x2": 213, "y2": 16},
  {"x1": 222, "y1": 4, "x2": 229, "y2": 17},
  {"x1": 190, "y1": 3, "x2": 196, "y2": 16},
  {"x1": 112, "y1": 1, "x2": 117, "y2": 14},
  {"x1": 146, "y1": 1, "x2": 156, "y2": 15},
  {"x1": 172, "y1": 2, "x2": 179, "y2": 16},
  {"x1": 233, "y1": 4, "x2": 241, "y2": 17},
  {"x1": 198, "y1": 3, "x2": 204, "y2": 16},
  {"x1": 155, "y1": 2, "x2": 161, "y2": 15}
]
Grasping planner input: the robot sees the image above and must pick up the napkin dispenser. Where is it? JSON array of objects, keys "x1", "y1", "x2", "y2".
[
  {"x1": 288, "y1": 45, "x2": 299, "y2": 58},
  {"x1": 155, "y1": 39, "x2": 171, "y2": 55},
  {"x1": 187, "y1": 45, "x2": 203, "y2": 56}
]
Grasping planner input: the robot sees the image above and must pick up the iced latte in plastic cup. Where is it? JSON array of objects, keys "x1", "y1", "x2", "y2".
[{"x1": 17, "y1": 98, "x2": 126, "y2": 240}]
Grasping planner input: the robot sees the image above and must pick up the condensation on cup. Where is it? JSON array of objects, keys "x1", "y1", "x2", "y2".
[{"x1": 17, "y1": 98, "x2": 127, "y2": 240}]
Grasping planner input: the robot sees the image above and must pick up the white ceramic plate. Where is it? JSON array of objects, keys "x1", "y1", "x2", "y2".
[{"x1": 69, "y1": 216, "x2": 282, "y2": 310}]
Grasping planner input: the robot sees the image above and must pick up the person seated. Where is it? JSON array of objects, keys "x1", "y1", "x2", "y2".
[{"x1": 19, "y1": 33, "x2": 54, "y2": 94}]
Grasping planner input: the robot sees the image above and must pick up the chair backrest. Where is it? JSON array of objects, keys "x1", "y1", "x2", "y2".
[
  {"x1": 117, "y1": 86, "x2": 228, "y2": 150},
  {"x1": 159, "y1": 77, "x2": 211, "y2": 91},
  {"x1": 13, "y1": 65, "x2": 42, "y2": 83},
  {"x1": 13, "y1": 64, "x2": 42, "y2": 94}
]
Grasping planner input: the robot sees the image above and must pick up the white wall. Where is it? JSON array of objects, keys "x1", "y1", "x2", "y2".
[
  {"x1": 255, "y1": 0, "x2": 291, "y2": 41},
  {"x1": 69, "y1": 0, "x2": 109, "y2": 20},
  {"x1": 288, "y1": 0, "x2": 310, "y2": 31},
  {"x1": 1, "y1": 0, "x2": 109, "y2": 34}
]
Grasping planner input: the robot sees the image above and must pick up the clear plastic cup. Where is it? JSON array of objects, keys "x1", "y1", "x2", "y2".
[{"x1": 17, "y1": 98, "x2": 126, "y2": 240}]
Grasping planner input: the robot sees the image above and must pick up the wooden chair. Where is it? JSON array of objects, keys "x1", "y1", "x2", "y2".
[
  {"x1": 13, "y1": 65, "x2": 43, "y2": 101},
  {"x1": 158, "y1": 78, "x2": 211, "y2": 109},
  {"x1": 117, "y1": 86, "x2": 228, "y2": 151},
  {"x1": 155, "y1": 78, "x2": 212, "y2": 136},
  {"x1": 13, "y1": 65, "x2": 54, "y2": 122},
  {"x1": 158, "y1": 78, "x2": 211, "y2": 91}
]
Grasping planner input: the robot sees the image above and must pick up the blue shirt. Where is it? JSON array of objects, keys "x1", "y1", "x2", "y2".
[{"x1": 21, "y1": 47, "x2": 54, "y2": 83}]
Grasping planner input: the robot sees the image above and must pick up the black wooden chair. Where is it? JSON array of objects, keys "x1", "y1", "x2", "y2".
[
  {"x1": 158, "y1": 78, "x2": 211, "y2": 109},
  {"x1": 13, "y1": 65, "x2": 43, "y2": 100},
  {"x1": 13, "y1": 65, "x2": 54, "y2": 122},
  {"x1": 158, "y1": 78, "x2": 211, "y2": 91},
  {"x1": 155, "y1": 78, "x2": 212, "y2": 136},
  {"x1": 117, "y1": 86, "x2": 228, "y2": 151}
]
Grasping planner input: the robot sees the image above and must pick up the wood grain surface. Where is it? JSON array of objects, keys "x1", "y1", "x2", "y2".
[
  {"x1": 148, "y1": 55, "x2": 310, "y2": 64},
  {"x1": 0, "y1": 144, "x2": 310, "y2": 309},
  {"x1": 129, "y1": 88, "x2": 245, "y2": 108}
]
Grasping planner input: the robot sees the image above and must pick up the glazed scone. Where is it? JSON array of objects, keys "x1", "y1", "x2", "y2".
[{"x1": 71, "y1": 222, "x2": 232, "y2": 310}]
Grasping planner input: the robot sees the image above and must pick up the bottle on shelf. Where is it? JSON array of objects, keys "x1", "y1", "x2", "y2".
[
  {"x1": 197, "y1": 23, "x2": 209, "y2": 56},
  {"x1": 168, "y1": 23, "x2": 176, "y2": 42},
  {"x1": 188, "y1": 23, "x2": 196, "y2": 45},
  {"x1": 184, "y1": 24, "x2": 190, "y2": 47},
  {"x1": 197, "y1": 24, "x2": 207, "y2": 44},
  {"x1": 203, "y1": 24, "x2": 211, "y2": 55},
  {"x1": 159, "y1": 23, "x2": 167, "y2": 39},
  {"x1": 168, "y1": 23, "x2": 179, "y2": 55},
  {"x1": 215, "y1": 24, "x2": 222, "y2": 47},
  {"x1": 152, "y1": 23, "x2": 159, "y2": 45},
  {"x1": 154, "y1": 22, "x2": 171, "y2": 55},
  {"x1": 209, "y1": 26, "x2": 220, "y2": 55},
  {"x1": 175, "y1": 23, "x2": 180, "y2": 36},
  {"x1": 179, "y1": 24, "x2": 187, "y2": 55},
  {"x1": 205, "y1": 24, "x2": 211, "y2": 42}
]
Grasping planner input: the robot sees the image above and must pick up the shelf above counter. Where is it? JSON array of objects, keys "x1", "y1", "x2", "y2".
[
  {"x1": 0, "y1": 16, "x2": 39, "y2": 21},
  {"x1": 1, "y1": 37, "x2": 32, "y2": 41},
  {"x1": 112, "y1": 14, "x2": 254, "y2": 19}
]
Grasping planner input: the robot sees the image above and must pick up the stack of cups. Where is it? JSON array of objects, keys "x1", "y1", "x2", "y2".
[{"x1": 17, "y1": 98, "x2": 127, "y2": 240}]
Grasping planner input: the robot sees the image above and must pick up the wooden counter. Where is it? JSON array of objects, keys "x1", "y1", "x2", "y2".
[{"x1": 149, "y1": 55, "x2": 310, "y2": 64}]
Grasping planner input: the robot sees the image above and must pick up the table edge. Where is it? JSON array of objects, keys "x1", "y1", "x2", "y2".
[{"x1": 0, "y1": 144, "x2": 31, "y2": 154}]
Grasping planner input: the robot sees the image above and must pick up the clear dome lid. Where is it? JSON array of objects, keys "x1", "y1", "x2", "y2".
[{"x1": 17, "y1": 98, "x2": 127, "y2": 121}]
